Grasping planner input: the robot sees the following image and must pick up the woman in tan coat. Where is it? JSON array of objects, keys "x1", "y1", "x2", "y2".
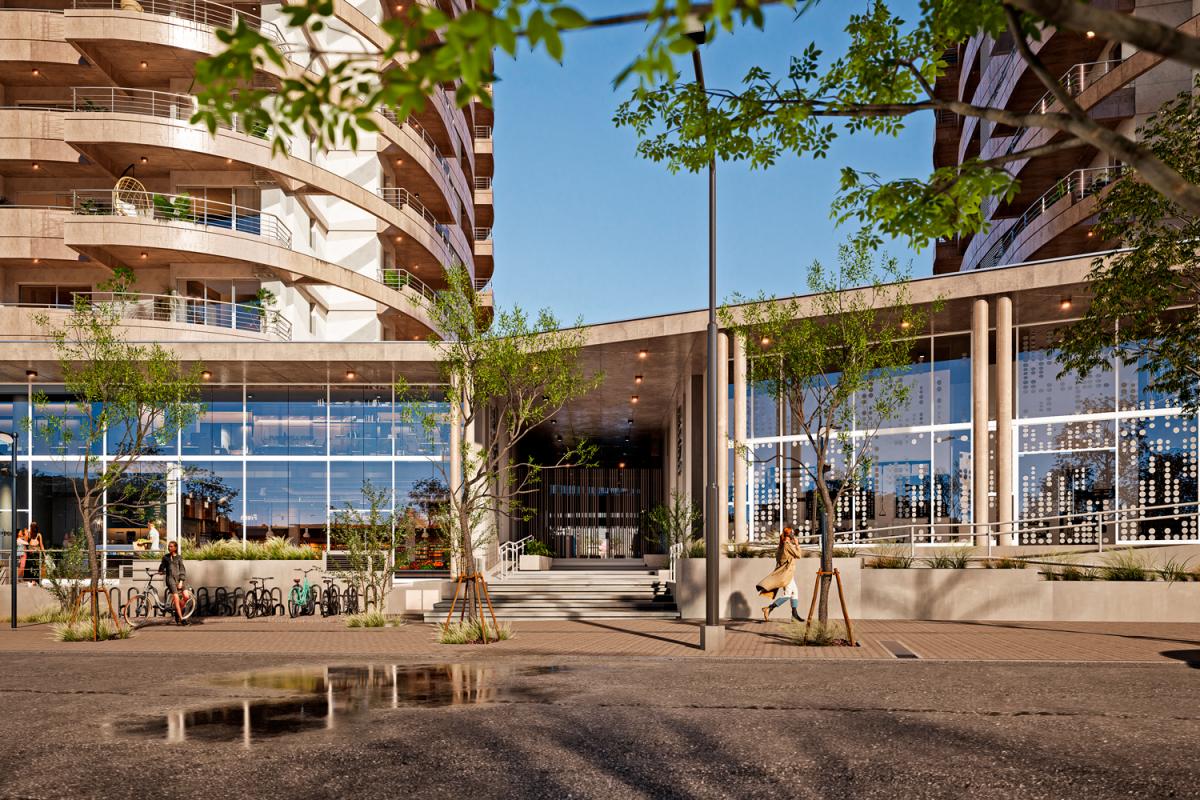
[{"x1": 755, "y1": 528, "x2": 806, "y2": 622}]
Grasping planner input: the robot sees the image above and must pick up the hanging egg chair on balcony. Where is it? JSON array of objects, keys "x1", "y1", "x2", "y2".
[{"x1": 112, "y1": 176, "x2": 151, "y2": 217}]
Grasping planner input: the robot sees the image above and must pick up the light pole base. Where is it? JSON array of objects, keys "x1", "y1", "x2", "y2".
[{"x1": 700, "y1": 624, "x2": 725, "y2": 652}]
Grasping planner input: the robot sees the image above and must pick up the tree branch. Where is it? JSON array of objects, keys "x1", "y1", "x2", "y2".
[{"x1": 1005, "y1": 5, "x2": 1088, "y2": 123}]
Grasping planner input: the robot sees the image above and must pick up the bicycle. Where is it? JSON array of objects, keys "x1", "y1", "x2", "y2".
[
  {"x1": 319, "y1": 576, "x2": 341, "y2": 617},
  {"x1": 288, "y1": 567, "x2": 321, "y2": 618},
  {"x1": 242, "y1": 576, "x2": 282, "y2": 618},
  {"x1": 123, "y1": 568, "x2": 196, "y2": 626}
]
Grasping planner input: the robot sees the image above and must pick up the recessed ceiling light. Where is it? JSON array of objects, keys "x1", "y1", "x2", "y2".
[
  {"x1": 140, "y1": 156, "x2": 147, "y2": 163},
  {"x1": 201, "y1": 370, "x2": 212, "y2": 380},
  {"x1": 140, "y1": 252, "x2": 148, "y2": 259},
  {"x1": 345, "y1": 370, "x2": 356, "y2": 380},
  {"x1": 637, "y1": 349, "x2": 648, "y2": 359},
  {"x1": 900, "y1": 320, "x2": 911, "y2": 329},
  {"x1": 31, "y1": 163, "x2": 39, "y2": 170},
  {"x1": 634, "y1": 375, "x2": 643, "y2": 384},
  {"x1": 760, "y1": 336, "x2": 771, "y2": 346},
  {"x1": 395, "y1": 236, "x2": 402, "y2": 243},
  {"x1": 25, "y1": 370, "x2": 37, "y2": 380},
  {"x1": 630, "y1": 396, "x2": 639, "y2": 404},
  {"x1": 1060, "y1": 297, "x2": 1073, "y2": 311},
  {"x1": 618, "y1": 462, "x2": 626, "y2": 469},
  {"x1": 1085, "y1": 30, "x2": 1095, "y2": 38},
  {"x1": 31, "y1": 68, "x2": 39, "y2": 77},
  {"x1": 32, "y1": 258, "x2": 40, "y2": 264},
  {"x1": 140, "y1": 60, "x2": 148, "y2": 68}
]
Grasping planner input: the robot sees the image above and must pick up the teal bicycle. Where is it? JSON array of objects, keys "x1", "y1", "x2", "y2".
[{"x1": 288, "y1": 567, "x2": 320, "y2": 618}]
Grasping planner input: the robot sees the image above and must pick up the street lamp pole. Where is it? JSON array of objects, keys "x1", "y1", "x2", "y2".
[
  {"x1": 691, "y1": 37, "x2": 724, "y2": 651},
  {"x1": 3, "y1": 431, "x2": 17, "y2": 629}
]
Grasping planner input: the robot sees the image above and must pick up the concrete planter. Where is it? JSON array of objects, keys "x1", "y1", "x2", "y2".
[
  {"x1": 644, "y1": 554, "x2": 669, "y2": 569},
  {"x1": 675, "y1": 557, "x2": 861, "y2": 620},
  {"x1": 518, "y1": 555, "x2": 552, "y2": 571},
  {"x1": 675, "y1": 560, "x2": 1200, "y2": 622}
]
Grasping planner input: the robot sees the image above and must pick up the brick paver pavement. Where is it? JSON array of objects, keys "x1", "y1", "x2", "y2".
[{"x1": 2, "y1": 615, "x2": 1198, "y2": 663}]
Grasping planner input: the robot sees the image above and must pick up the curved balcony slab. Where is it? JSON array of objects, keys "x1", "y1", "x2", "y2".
[
  {"x1": 0, "y1": 304, "x2": 282, "y2": 343},
  {"x1": 375, "y1": 112, "x2": 473, "y2": 229},
  {"x1": 61, "y1": 213, "x2": 443, "y2": 333},
  {"x1": 0, "y1": 206, "x2": 78, "y2": 262},
  {"x1": 59, "y1": 111, "x2": 471, "y2": 273}
]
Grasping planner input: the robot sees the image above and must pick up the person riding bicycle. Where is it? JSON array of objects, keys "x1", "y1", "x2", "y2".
[{"x1": 157, "y1": 540, "x2": 189, "y2": 625}]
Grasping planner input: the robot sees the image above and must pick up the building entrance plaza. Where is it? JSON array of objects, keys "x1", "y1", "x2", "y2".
[{"x1": 0, "y1": 251, "x2": 1195, "y2": 568}]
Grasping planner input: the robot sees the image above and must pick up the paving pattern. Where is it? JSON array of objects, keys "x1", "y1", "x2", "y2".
[{"x1": 3, "y1": 615, "x2": 1198, "y2": 664}]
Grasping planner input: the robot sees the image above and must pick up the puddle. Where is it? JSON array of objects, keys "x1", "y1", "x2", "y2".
[{"x1": 118, "y1": 664, "x2": 565, "y2": 745}]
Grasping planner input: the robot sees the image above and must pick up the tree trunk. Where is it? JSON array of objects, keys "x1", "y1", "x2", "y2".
[
  {"x1": 82, "y1": 495, "x2": 101, "y2": 641},
  {"x1": 816, "y1": 479, "x2": 836, "y2": 625}
]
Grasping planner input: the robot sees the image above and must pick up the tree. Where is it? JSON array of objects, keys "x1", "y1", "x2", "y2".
[
  {"x1": 721, "y1": 242, "x2": 933, "y2": 624},
  {"x1": 644, "y1": 490, "x2": 702, "y2": 555},
  {"x1": 330, "y1": 480, "x2": 402, "y2": 613},
  {"x1": 194, "y1": 0, "x2": 1200, "y2": 238},
  {"x1": 397, "y1": 266, "x2": 601, "y2": 624},
  {"x1": 1055, "y1": 85, "x2": 1200, "y2": 412},
  {"x1": 34, "y1": 268, "x2": 203, "y2": 639}
]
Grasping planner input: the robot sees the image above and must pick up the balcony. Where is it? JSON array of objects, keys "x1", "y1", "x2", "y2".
[
  {"x1": 377, "y1": 186, "x2": 471, "y2": 269},
  {"x1": 973, "y1": 165, "x2": 1124, "y2": 270},
  {"x1": 0, "y1": 291, "x2": 291, "y2": 341}
]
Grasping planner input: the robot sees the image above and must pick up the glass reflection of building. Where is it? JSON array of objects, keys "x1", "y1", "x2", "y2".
[
  {"x1": 0, "y1": 383, "x2": 448, "y2": 552},
  {"x1": 739, "y1": 321, "x2": 1199, "y2": 546}
]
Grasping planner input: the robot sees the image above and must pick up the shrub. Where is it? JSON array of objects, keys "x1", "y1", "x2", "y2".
[
  {"x1": 139, "y1": 536, "x2": 321, "y2": 561},
  {"x1": 1158, "y1": 556, "x2": 1193, "y2": 585},
  {"x1": 346, "y1": 610, "x2": 392, "y2": 628},
  {"x1": 436, "y1": 619, "x2": 513, "y2": 644},
  {"x1": 786, "y1": 620, "x2": 851, "y2": 646},
  {"x1": 984, "y1": 557, "x2": 1027, "y2": 569},
  {"x1": 924, "y1": 547, "x2": 972, "y2": 569},
  {"x1": 685, "y1": 541, "x2": 706, "y2": 558},
  {"x1": 1100, "y1": 549, "x2": 1153, "y2": 581},
  {"x1": 866, "y1": 544, "x2": 913, "y2": 569},
  {"x1": 832, "y1": 546, "x2": 862, "y2": 559},
  {"x1": 52, "y1": 618, "x2": 132, "y2": 641},
  {"x1": 24, "y1": 607, "x2": 75, "y2": 625},
  {"x1": 524, "y1": 539, "x2": 553, "y2": 558}
]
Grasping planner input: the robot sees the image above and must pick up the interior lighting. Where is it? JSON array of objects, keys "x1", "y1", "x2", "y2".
[
  {"x1": 1086, "y1": 229, "x2": 1095, "y2": 238},
  {"x1": 25, "y1": 370, "x2": 37, "y2": 380},
  {"x1": 1059, "y1": 297, "x2": 1073, "y2": 311},
  {"x1": 618, "y1": 462, "x2": 626, "y2": 469},
  {"x1": 760, "y1": 336, "x2": 771, "y2": 346},
  {"x1": 630, "y1": 395, "x2": 639, "y2": 404},
  {"x1": 900, "y1": 320, "x2": 911, "y2": 329},
  {"x1": 637, "y1": 349, "x2": 648, "y2": 359},
  {"x1": 1085, "y1": 30, "x2": 1096, "y2": 38},
  {"x1": 634, "y1": 375, "x2": 643, "y2": 384},
  {"x1": 345, "y1": 370, "x2": 356, "y2": 380}
]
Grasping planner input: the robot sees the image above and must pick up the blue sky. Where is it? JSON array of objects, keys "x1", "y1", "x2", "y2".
[{"x1": 491, "y1": 1, "x2": 931, "y2": 325}]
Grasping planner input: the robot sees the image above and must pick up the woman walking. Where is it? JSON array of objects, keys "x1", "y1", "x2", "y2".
[
  {"x1": 15, "y1": 528, "x2": 28, "y2": 585},
  {"x1": 755, "y1": 527, "x2": 806, "y2": 622}
]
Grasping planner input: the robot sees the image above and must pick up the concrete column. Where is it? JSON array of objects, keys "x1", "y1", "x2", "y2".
[
  {"x1": 995, "y1": 294, "x2": 1015, "y2": 546},
  {"x1": 732, "y1": 333, "x2": 749, "y2": 544},
  {"x1": 971, "y1": 298, "x2": 990, "y2": 546},
  {"x1": 716, "y1": 332, "x2": 730, "y2": 545}
]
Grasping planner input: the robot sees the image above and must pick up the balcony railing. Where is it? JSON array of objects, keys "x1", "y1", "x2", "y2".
[
  {"x1": 377, "y1": 267, "x2": 438, "y2": 305},
  {"x1": 71, "y1": 0, "x2": 287, "y2": 45},
  {"x1": 977, "y1": 165, "x2": 1125, "y2": 269},
  {"x1": 473, "y1": 176, "x2": 492, "y2": 190},
  {"x1": 474, "y1": 126, "x2": 492, "y2": 141},
  {"x1": 7, "y1": 291, "x2": 291, "y2": 341},
  {"x1": 69, "y1": 189, "x2": 293, "y2": 249},
  {"x1": 379, "y1": 107, "x2": 453, "y2": 180},
  {"x1": 474, "y1": 227, "x2": 492, "y2": 241},
  {"x1": 377, "y1": 186, "x2": 466, "y2": 263},
  {"x1": 69, "y1": 87, "x2": 286, "y2": 151},
  {"x1": 1027, "y1": 59, "x2": 1124, "y2": 116}
]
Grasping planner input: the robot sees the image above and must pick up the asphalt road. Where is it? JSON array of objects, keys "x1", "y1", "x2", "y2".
[{"x1": 1, "y1": 652, "x2": 1197, "y2": 799}]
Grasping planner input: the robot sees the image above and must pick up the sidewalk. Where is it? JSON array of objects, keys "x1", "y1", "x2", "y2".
[{"x1": 2, "y1": 616, "x2": 1198, "y2": 663}]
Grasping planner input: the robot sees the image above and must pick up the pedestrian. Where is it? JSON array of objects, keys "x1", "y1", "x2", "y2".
[
  {"x1": 147, "y1": 519, "x2": 161, "y2": 552},
  {"x1": 15, "y1": 527, "x2": 28, "y2": 585},
  {"x1": 26, "y1": 522, "x2": 44, "y2": 585},
  {"x1": 755, "y1": 527, "x2": 806, "y2": 623},
  {"x1": 157, "y1": 540, "x2": 189, "y2": 625}
]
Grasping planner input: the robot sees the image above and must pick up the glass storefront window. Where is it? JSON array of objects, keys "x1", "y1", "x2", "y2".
[
  {"x1": 330, "y1": 460, "x2": 392, "y2": 511},
  {"x1": 183, "y1": 387, "x2": 244, "y2": 456},
  {"x1": 182, "y1": 461, "x2": 243, "y2": 543},
  {"x1": 30, "y1": 460, "x2": 84, "y2": 548},
  {"x1": 1018, "y1": 323, "x2": 1114, "y2": 418},
  {"x1": 247, "y1": 387, "x2": 327, "y2": 456},
  {"x1": 330, "y1": 386, "x2": 392, "y2": 456},
  {"x1": 933, "y1": 333, "x2": 972, "y2": 425},
  {"x1": 33, "y1": 396, "x2": 101, "y2": 456},
  {"x1": 245, "y1": 461, "x2": 288, "y2": 539},
  {"x1": 105, "y1": 462, "x2": 167, "y2": 545},
  {"x1": 1117, "y1": 415, "x2": 1198, "y2": 541},
  {"x1": 857, "y1": 341, "x2": 931, "y2": 430}
]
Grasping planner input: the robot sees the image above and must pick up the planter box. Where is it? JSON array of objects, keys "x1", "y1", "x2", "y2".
[
  {"x1": 518, "y1": 555, "x2": 552, "y2": 571},
  {"x1": 644, "y1": 554, "x2": 669, "y2": 569},
  {"x1": 860, "y1": 567, "x2": 1044, "y2": 620}
]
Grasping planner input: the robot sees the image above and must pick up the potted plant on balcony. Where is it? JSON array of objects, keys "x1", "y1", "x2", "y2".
[
  {"x1": 152, "y1": 192, "x2": 194, "y2": 223},
  {"x1": 518, "y1": 539, "x2": 553, "y2": 571},
  {"x1": 250, "y1": 287, "x2": 277, "y2": 334}
]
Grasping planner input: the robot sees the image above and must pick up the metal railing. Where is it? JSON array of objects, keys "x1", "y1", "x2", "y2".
[
  {"x1": 473, "y1": 176, "x2": 492, "y2": 190},
  {"x1": 71, "y1": 0, "x2": 288, "y2": 46},
  {"x1": 495, "y1": 535, "x2": 532, "y2": 581},
  {"x1": 69, "y1": 188, "x2": 293, "y2": 249},
  {"x1": 70, "y1": 87, "x2": 286, "y2": 151},
  {"x1": 474, "y1": 227, "x2": 492, "y2": 241},
  {"x1": 1027, "y1": 59, "x2": 1124, "y2": 117},
  {"x1": 977, "y1": 165, "x2": 1124, "y2": 269},
  {"x1": 377, "y1": 267, "x2": 438, "y2": 305},
  {"x1": 667, "y1": 542, "x2": 684, "y2": 583},
  {"x1": 376, "y1": 186, "x2": 461, "y2": 262},
  {"x1": 473, "y1": 125, "x2": 492, "y2": 141},
  {"x1": 775, "y1": 499, "x2": 1200, "y2": 557},
  {"x1": 379, "y1": 108, "x2": 454, "y2": 179},
  {"x1": 3, "y1": 291, "x2": 292, "y2": 340}
]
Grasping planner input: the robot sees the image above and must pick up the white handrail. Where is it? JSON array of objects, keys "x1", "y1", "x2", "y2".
[
  {"x1": 667, "y1": 541, "x2": 684, "y2": 583},
  {"x1": 495, "y1": 535, "x2": 532, "y2": 581}
]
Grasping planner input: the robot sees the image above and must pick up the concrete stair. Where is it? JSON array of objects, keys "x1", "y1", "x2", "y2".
[{"x1": 425, "y1": 563, "x2": 678, "y2": 621}]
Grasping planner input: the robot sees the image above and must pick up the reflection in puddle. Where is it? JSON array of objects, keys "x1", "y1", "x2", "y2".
[{"x1": 120, "y1": 664, "x2": 564, "y2": 746}]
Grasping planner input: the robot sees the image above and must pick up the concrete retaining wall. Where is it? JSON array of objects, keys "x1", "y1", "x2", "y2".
[
  {"x1": 0, "y1": 584, "x2": 58, "y2": 619},
  {"x1": 675, "y1": 557, "x2": 1200, "y2": 622}
]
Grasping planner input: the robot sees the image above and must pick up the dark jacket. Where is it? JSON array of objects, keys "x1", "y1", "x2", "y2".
[{"x1": 158, "y1": 553, "x2": 186, "y2": 583}]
